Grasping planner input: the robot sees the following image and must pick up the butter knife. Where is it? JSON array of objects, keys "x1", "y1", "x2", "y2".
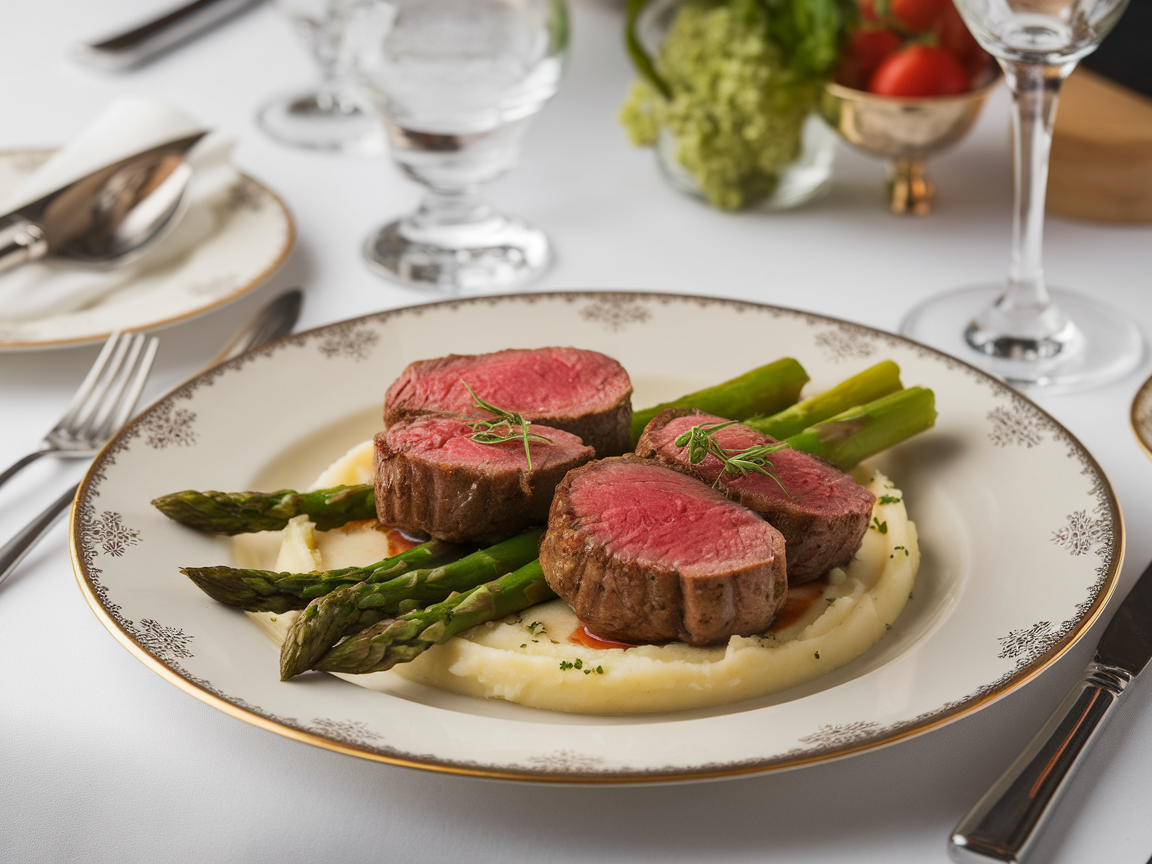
[
  {"x1": 949, "y1": 555, "x2": 1151, "y2": 863},
  {"x1": 73, "y1": 0, "x2": 264, "y2": 70}
]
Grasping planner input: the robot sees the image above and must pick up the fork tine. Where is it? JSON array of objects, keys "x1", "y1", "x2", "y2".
[
  {"x1": 99, "y1": 336, "x2": 159, "y2": 438},
  {"x1": 77, "y1": 333, "x2": 141, "y2": 438},
  {"x1": 83, "y1": 334, "x2": 149, "y2": 440},
  {"x1": 51, "y1": 331, "x2": 126, "y2": 435},
  {"x1": 62, "y1": 333, "x2": 135, "y2": 438}
]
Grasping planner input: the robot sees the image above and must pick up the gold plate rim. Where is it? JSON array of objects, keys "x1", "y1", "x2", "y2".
[{"x1": 68, "y1": 291, "x2": 1125, "y2": 784}]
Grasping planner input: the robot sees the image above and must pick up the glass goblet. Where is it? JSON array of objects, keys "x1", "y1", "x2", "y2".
[
  {"x1": 899, "y1": 0, "x2": 1142, "y2": 389},
  {"x1": 343, "y1": 0, "x2": 569, "y2": 293},
  {"x1": 257, "y1": 0, "x2": 385, "y2": 154}
]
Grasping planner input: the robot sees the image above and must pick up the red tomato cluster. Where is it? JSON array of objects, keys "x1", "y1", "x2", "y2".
[{"x1": 837, "y1": 0, "x2": 991, "y2": 97}]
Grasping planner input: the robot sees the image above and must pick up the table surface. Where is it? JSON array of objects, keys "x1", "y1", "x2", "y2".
[{"x1": 4, "y1": 2, "x2": 1152, "y2": 862}]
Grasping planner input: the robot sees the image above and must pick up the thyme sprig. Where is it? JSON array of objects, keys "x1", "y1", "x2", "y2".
[
  {"x1": 462, "y1": 381, "x2": 552, "y2": 471},
  {"x1": 673, "y1": 421, "x2": 790, "y2": 492}
]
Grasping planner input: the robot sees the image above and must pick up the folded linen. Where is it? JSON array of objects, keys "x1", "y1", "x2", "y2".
[{"x1": 0, "y1": 96, "x2": 240, "y2": 322}]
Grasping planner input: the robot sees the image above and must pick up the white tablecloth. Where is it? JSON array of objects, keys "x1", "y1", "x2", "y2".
[{"x1": 3, "y1": 2, "x2": 1152, "y2": 862}]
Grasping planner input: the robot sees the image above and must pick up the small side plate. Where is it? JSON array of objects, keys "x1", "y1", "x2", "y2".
[{"x1": 0, "y1": 149, "x2": 294, "y2": 351}]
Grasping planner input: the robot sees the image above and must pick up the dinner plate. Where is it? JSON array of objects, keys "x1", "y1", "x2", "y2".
[
  {"x1": 0, "y1": 149, "x2": 294, "y2": 351},
  {"x1": 70, "y1": 292, "x2": 1122, "y2": 782}
]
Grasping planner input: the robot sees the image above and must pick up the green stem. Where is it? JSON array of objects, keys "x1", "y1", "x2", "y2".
[{"x1": 625, "y1": 0, "x2": 670, "y2": 98}]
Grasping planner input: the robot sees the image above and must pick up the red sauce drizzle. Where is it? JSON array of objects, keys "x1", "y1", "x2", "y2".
[
  {"x1": 768, "y1": 576, "x2": 830, "y2": 633},
  {"x1": 568, "y1": 624, "x2": 637, "y2": 650},
  {"x1": 384, "y1": 527, "x2": 422, "y2": 553},
  {"x1": 367, "y1": 522, "x2": 422, "y2": 553}
]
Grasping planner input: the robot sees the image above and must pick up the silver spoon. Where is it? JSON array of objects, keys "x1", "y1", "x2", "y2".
[{"x1": 0, "y1": 132, "x2": 205, "y2": 275}]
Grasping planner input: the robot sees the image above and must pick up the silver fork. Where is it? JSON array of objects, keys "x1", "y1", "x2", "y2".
[
  {"x1": 0, "y1": 332, "x2": 160, "y2": 491},
  {"x1": 0, "y1": 288, "x2": 302, "y2": 590},
  {"x1": 0, "y1": 332, "x2": 158, "y2": 589}
]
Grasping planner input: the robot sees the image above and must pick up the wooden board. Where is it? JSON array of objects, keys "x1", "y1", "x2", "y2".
[{"x1": 1049, "y1": 67, "x2": 1152, "y2": 223}]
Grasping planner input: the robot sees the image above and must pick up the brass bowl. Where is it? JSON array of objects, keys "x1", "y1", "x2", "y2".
[{"x1": 820, "y1": 71, "x2": 1002, "y2": 215}]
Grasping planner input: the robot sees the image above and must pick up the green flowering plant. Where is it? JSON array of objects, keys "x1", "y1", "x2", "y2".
[{"x1": 621, "y1": 0, "x2": 854, "y2": 210}]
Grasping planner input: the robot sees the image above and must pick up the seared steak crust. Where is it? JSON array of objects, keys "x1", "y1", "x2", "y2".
[
  {"x1": 383, "y1": 347, "x2": 633, "y2": 457},
  {"x1": 636, "y1": 409, "x2": 875, "y2": 584},
  {"x1": 375, "y1": 416, "x2": 594, "y2": 544},
  {"x1": 540, "y1": 457, "x2": 787, "y2": 647}
]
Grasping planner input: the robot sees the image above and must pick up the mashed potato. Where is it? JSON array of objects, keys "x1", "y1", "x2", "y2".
[{"x1": 238, "y1": 441, "x2": 919, "y2": 714}]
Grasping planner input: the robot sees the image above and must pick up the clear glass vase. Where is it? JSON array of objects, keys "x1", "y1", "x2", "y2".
[
  {"x1": 654, "y1": 113, "x2": 837, "y2": 210},
  {"x1": 630, "y1": 0, "x2": 838, "y2": 211}
]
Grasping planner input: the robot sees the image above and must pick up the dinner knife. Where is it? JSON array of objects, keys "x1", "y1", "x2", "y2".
[
  {"x1": 0, "y1": 288, "x2": 303, "y2": 591},
  {"x1": 73, "y1": 0, "x2": 264, "y2": 70},
  {"x1": 0, "y1": 132, "x2": 206, "y2": 276},
  {"x1": 949, "y1": 555, "x2": 1152, "y2": 863}
]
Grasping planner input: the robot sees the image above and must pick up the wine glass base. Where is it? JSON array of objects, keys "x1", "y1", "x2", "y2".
[
  {"x1": 363, "y1": 215, "x2": 552, "y2": 293},
  {"x1": 901, "y1": 285, "x2": 1144, "y2": 391},
  {"x1": 257, "y1": 91, "x2": 385, "y2": 155}
]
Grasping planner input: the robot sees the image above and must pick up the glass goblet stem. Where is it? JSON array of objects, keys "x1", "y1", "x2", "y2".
[
  {"x1": 413, "y1": 188, "x2": 492, "y2": 228},
  {"x1": 294, "y1": 19, "x2": 344, "y2": 108},
  {"x1": 965, "y1": 59, "x2": 1079, "y2": 360}
]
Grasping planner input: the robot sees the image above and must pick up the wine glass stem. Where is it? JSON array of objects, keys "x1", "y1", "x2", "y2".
[
  {"x1": 296, "y1": 18, "x2": 342, "y2": 106},
  {"x1": 1001, "y1": 60, "x2": 1072, "y2": 313}
]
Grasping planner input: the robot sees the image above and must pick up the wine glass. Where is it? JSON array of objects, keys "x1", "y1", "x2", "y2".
[
  {"x1": 899, "y1": 0, "x2": 1142, "y2": 389},
  {"x1": 257, "y1": 0, "x2": 385, "y2": 154},
  {"x1": 341, "y1": 0, "x2": 569, "y2": 293}
]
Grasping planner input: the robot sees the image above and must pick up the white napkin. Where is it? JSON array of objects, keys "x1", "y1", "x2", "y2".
[{"x1": 0, "y1": 96, "x2": 240, "y2": 322}]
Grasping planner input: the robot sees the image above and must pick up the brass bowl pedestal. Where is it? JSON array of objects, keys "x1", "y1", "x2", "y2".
[{"x1": 821, "y1": 73, "x2": 1001, "y2": 215}]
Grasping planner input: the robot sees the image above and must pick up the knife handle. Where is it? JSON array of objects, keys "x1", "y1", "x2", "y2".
[
  {"x1": 72, "y1": 0, "x2": 263, "y2": 70},
  {"x1": 0, "y1": 216, "x2": 48, "y2": 275},
  {"x1": 948, "y1": 658, "x2": 1132, "y2": 864},
  {"x1": 0, "y1": 482, "x2": 76, "y2": 590}
]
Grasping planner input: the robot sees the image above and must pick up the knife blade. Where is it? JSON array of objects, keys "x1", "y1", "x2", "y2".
[
  {"x1": 949, "y1": 555, "x2": 1150, "y2": 863},
  {"x1": 0, "y1": 131, "x2": 206, "y2": 275}
]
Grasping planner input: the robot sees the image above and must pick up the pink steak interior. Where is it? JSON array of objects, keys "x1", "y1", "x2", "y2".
[{"x1": 566, "y1": 461, "x2": 775, "y2": 577}]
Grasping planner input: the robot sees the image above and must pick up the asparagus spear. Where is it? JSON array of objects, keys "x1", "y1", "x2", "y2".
[
  {"x1": 280, "y1": 528, "x2": 544, "y2": 680},
  {"x1": 152, "y1": 485, "x2": 376, "y2": 535},
  {"x1": 181, "y1": 539, "x2": 467, "y2": 613},
  {"x1": 745, "y1": 361, "x2": 903, "y2": 441},
  {"x1": 629, "y1": 358, "x2": 809, "y2": 446},
  {"x1": 314, "y1": 561, "x2": 557, "y2": 674},
  {"x1": 784, "y1": 387, "x2": 937, "y2": 470}
]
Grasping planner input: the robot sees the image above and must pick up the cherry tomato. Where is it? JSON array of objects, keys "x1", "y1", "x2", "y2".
[
  {"x1": 868, "y1": 45, "x2": 970, "y2": 97},
  {"x1": 851, "y1": 28, "x2": 904, "y2": 78},
  {"x1": 937, "y1": 0, "x2": 981, "y2": 63},
  {"x1": 890, "y1": 0, "x2": 948, "y2": 32}
]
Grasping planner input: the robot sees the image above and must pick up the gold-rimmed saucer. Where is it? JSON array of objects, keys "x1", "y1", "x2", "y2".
[{"x1": 1131, "y1": 373, "x2": 1152, "y2": 460}]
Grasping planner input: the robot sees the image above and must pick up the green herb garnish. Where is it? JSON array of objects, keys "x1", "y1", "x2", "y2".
[
  {"x1": 878, "y1": 495, "x2": 902, "y2": 505},
  {"x1": 463, "y1": 381, "x2": 552, "y2": 471},
  {"x1": 673, "y1": 421, "x2": 790, "y2": 492}
]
